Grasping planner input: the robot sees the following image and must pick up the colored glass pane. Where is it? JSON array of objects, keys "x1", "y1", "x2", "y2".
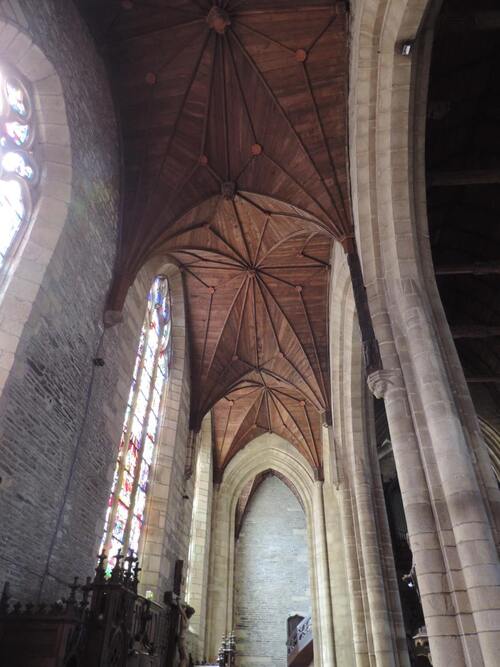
[
  {"x1": 5, "y1": 79, "x2": 28, "y2": 117},
  {"x1": 143, "y1": 438, "x2": 154, "y2": 465},
  {"x1": 125, "y1": 442, "x2": 138, "y2": 476},
  {"x1": 131, "y1": 415, "x2": 142, "y2": 440},
  {"x1": 0, "y1": 66, "x2": 37, "y2": 267},
  {"x1": 129, "y1": 516, "x2": 142, "y2": 555},
  {"x1": 5, "y1": 121, "x2": 29, "y2": 146},
  {"x1": 135, "y1": 391, "x2": 148, "y2": 425},
  {"x1": 144, "y1": 345, "x2": 155, "y2": 376},
  {"x1": 139, "y1": 460, "x2": 149, "y2": 491},
  {"x1": 134, "y1": 488, "x2": 146, "y2": 521},
  {"x1": 154, "y1": 367, "x2": 164, "y2": 393},
  {"x1": 0, "y1": 179, "x2": 24, "y2": 263},
  {"x1": 119, "y1": 471, "x2": 134, "y2": 506},
  {"x1": 2, "y1": 151, "x2": 34, "y2": 180},
  {"x1": 113, "y1": 503, "x2": 128, "y2": 542},
  {"x1": 147, "y1": 411, "x2": 158, "y2": 443}
]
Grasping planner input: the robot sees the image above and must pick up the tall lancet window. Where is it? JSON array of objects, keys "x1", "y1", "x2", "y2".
[
  {"x1": 0, "y1": 65, "x2": 38, "y2": 267},
  {"x1": 101, "y1": 277, "x2": 172, "y2": 569}
]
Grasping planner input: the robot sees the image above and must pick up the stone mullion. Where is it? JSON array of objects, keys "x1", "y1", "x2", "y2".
[
  {"x1": 122, "y1": 313, "x2": 165, "y2": 556},
  {"x1": 104, "y1": 309, "x2": 154, "y2": 558}
]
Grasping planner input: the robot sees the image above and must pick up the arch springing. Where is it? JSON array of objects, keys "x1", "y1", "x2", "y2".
[
  {"x1": 100, "y1": 276, "x2": 173, "y2": 570},
  {"x1": 0, "y1": 64, "x2": 38, "y2": 268}
]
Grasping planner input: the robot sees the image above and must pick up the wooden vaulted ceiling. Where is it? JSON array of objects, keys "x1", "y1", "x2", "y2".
[{"x1": 77, "y1": 0, "x2": 352, "y2": 477}]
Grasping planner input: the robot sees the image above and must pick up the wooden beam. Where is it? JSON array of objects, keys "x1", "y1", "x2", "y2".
[
  {"x1": 435, "y1": 262, "x2": 500, "y2": 276},
  {"x1": 429, "y1": 169, "x2": 500, "y2": 187},
  {"x1": 440, "y1": 11, "x2": 500, "y2": 32},
  {"x1": 452, "y1": 325, "x2": 500, "y2": 339},
  {"x1": 466, "y1": 377, "x2": 500, "y2": 384}
]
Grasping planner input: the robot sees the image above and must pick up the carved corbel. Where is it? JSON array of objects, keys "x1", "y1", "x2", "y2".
[{"x1": 367, "y1": 369, "x2": 404, "y2": 399}]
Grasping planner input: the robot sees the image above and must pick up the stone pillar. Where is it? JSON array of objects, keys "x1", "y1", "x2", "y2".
[
  {"x1": 392, "y1": 283, "x2": 500, "y2": 664},
  {"x1": 367, "y1": 365, "x2": 498, "y2": 666},
  {"x1": 312, "y1": 481, "x2": 336, "y2": 667},
  {"x1": 338, "y1": 484, "x2": 371, "y2": 667},
  {"x1": 346, "y1": 415, "x2": 408, "y2": 667}
]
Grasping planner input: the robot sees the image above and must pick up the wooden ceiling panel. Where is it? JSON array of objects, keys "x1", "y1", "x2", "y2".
[
  {"x1": 164, "y1": 195, "x2": 330, "y2": 428},
  {"x1": 77, "y1": 0, "x2": 351, "y2": 475}
]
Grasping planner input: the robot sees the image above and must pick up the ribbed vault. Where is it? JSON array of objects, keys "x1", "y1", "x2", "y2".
[{"x1": 77, "y1": 0, "x2": 351, "y2": 476}]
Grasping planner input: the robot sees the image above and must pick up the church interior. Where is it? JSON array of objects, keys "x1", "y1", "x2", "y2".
[{"x1": 0, "y1": 0, "x2": 499, "y2": 665}]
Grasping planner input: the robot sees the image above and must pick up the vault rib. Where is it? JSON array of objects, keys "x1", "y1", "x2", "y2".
[
  {"x1": 202, "y1": 273, "x2": 249, "y2": 382},
  {"x1": 301, "y1": 60, "x2": 347, "y2": 222},
  {"x1": 220, "y1": 38, "x2": 231, "y2": 180},
  {"x1": 234, "y1": 277, "x2": 251, "y2": 359},
  {"x1": 254, "y1": 277, "x2": 281, "y2": 354},
  {"x1": 140, "y1": 29, "x2": 211, "y2": 225},
  {"x1": 229, "y1": 29, "x2": 346, "y2": 234},
  {"x1": 200, "y1": 33, "x2": 218, "y2": 156},
  {"x1": 232, "y1": 19, "x2": 295, "y2": 54},
  {"x1": 298, "y1": 289, "x2": 329, "y2": 404},
  {"x1": 261, "y1": 153, "x2": 333, "y2": 225},
  {"x1": 207, "y1": 225, "x2": 248, "y2": 265},
  {"x1": 226, "y1": 36, "x2": 258, "y2": 143},
  {"x1": 200, "y1": 290, "x2": 215, "y2": 377},
  {"x1": 256, "y1": 275, "x2": 324, "y2": 399},
  {"x1": 271, "y1": 391, "x2": 310, "y2": 452},
  {"x1": 231, "y1": 200, "x2": 252, "y2": 264}
]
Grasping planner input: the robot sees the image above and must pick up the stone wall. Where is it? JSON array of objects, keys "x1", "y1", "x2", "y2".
[
  {"x1": 0, "y1": 0, "x2": 121, "y2": 601},
  {"x1": 0, "y1": 0, "x2": 196, "y2": 608},
  {"x1": 234, "y1": 475, "x2": 311, "y2": 667}
]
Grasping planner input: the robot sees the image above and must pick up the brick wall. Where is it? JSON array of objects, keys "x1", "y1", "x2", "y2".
[
  {"x1": 234, "y1": 475, "x2": 311, "y2": 667},
  {"x1": 0, "y1": 0, "x2": 121, "y2": 601}
]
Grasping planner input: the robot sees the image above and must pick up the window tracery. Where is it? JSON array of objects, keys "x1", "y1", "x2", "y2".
[
  {"x1": 0, "y1": 65, "x2": 38, "y2": 267},
  {"x1": 101, "y1": 276, "x2": 173, "y2": 571}
]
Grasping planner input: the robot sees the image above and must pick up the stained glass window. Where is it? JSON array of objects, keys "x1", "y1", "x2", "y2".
[
  {"x1": 0, "y1": 66, "x2": 38, "y2": 268},
  {"x1": 100, "y1": 277, "x2": 173, "y2": 573}
]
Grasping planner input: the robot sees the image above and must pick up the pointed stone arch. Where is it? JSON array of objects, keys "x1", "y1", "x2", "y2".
[{"x1": 205, "y1": 432, "x2": 338, "y2": 665}]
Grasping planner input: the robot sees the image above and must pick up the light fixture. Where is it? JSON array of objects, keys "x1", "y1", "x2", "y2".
[{"x1": 399, "y1": 40, "x2": 414, "y2": 56}]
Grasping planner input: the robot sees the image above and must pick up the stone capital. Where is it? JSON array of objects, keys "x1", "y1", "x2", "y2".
[
  {"x1": 367, "y1": 369, "x2": 404, "y2": 399},
  {"x1": 103, "y1": 309, "x2": 124, "y2": 328}
]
